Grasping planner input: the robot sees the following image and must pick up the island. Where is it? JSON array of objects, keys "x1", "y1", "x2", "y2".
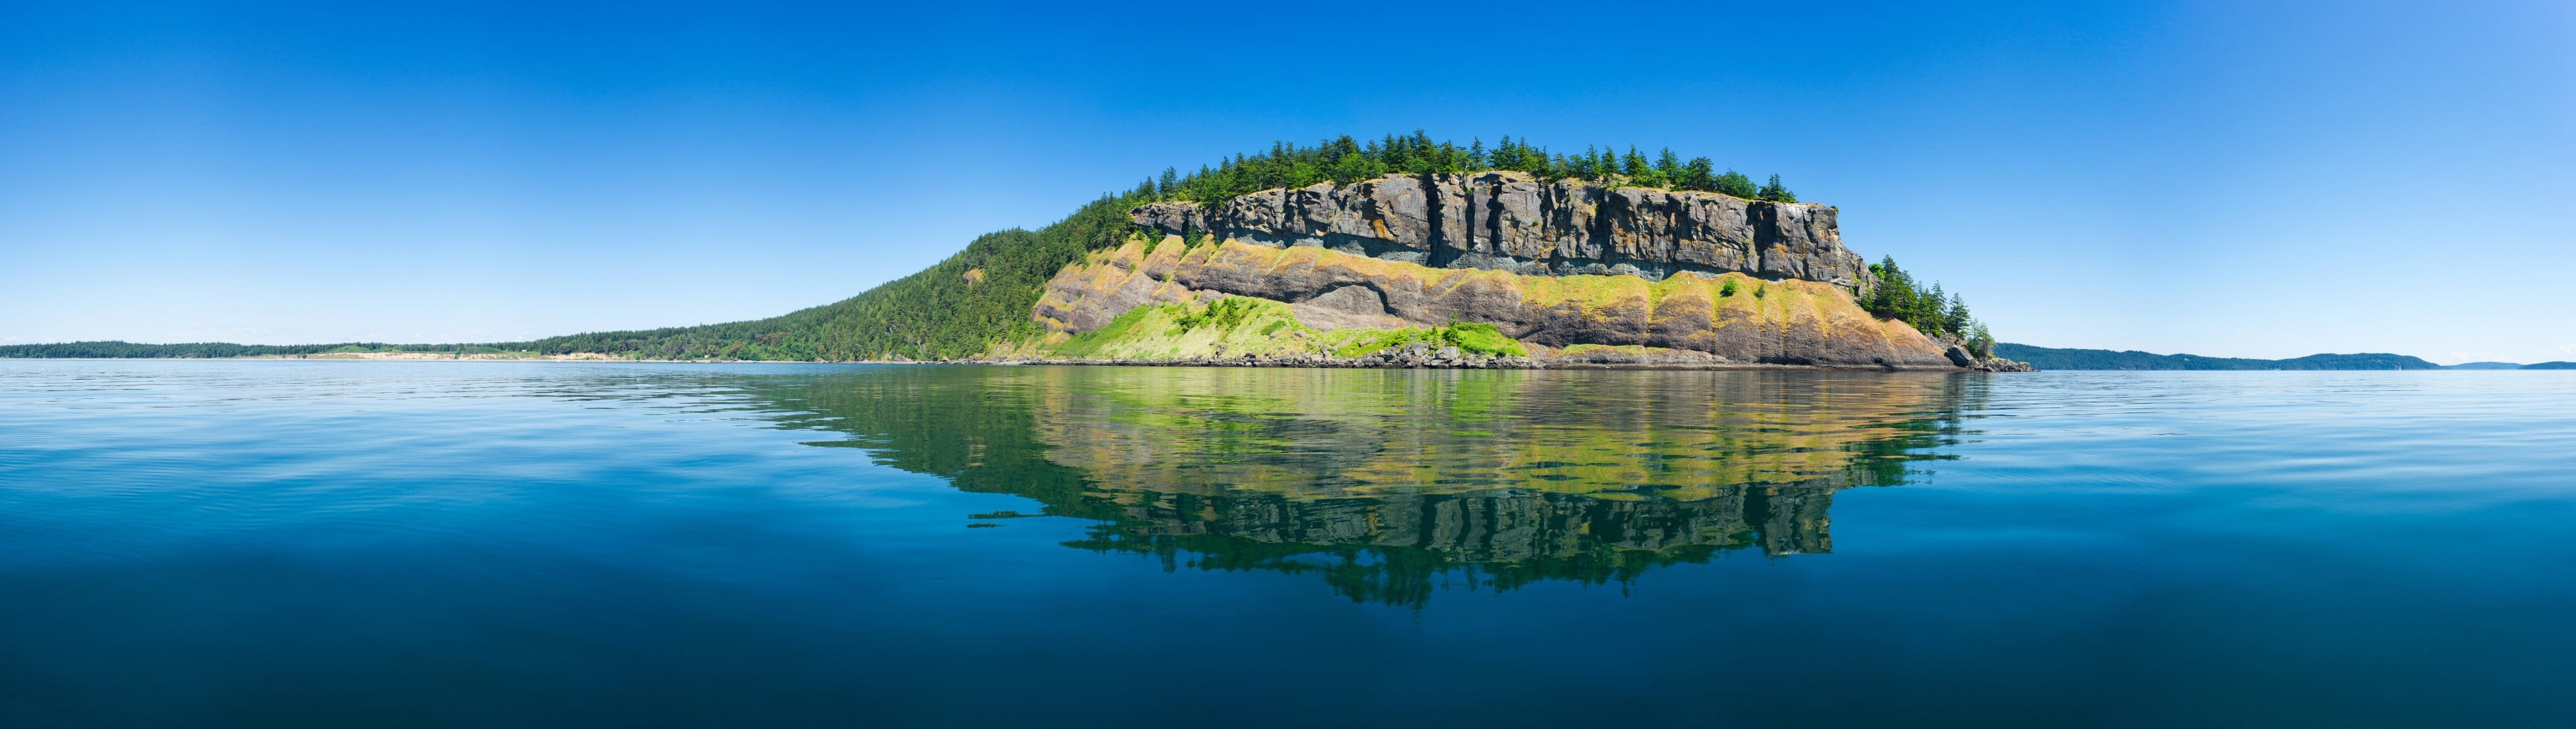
[{"x1": 20, "y1": 133, "x2": 2492, "y2": 372}]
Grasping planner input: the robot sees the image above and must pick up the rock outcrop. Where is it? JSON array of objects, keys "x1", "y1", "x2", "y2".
[
  {"x1": 1131, "y1": 171, "x2": 1870, "y2": 292},
  {"x1": 1034, "y1": 238, "x2": 1957, "y2": 368}
]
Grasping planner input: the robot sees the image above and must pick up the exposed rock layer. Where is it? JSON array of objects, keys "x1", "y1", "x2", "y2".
[
  {"x1": 1034, "y1": 239, "x2": 1959, "y2": 367},
  {"x1": 1132, "y1": 172, "x2": 1870, "y2": 291}
]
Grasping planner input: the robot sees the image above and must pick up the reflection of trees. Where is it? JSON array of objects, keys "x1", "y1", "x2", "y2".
[
  {"x1": 1059, "y1": 485, "x2": 1838, "y2": 605},
  {"x1": 734, "y1": 366, "x2": 1983, "y2": 606}
]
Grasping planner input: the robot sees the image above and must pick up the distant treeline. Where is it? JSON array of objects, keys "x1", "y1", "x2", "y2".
[
  {"x1": 0, "y1": 342, "x2": 491, "y2": 358},
  {"x1": 1996, "y1": 344, "x2": 2440, "y2": 370},
  {"x1": 1138, "y1": 131, "x2": 1797, "y2": 207}
]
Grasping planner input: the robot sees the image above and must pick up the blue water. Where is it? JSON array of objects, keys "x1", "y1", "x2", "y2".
[{"x1": 3, "y1": 360, "x2": 2572, "y2": 726}]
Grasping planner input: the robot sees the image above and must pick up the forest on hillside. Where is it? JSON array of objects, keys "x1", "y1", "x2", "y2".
[
  {"x1": 1861, "y1": 257, "x2": 1991, "y2": 356},
  {"x1": 500, "y1": 192, "x2": 1141, "y2": 361}
]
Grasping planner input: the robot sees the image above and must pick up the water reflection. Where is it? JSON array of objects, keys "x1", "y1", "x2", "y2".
[{"x1": 742, "y1": 366, "x2": 1984, "y2": 605}]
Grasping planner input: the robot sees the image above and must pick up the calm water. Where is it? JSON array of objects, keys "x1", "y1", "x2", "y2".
[{"x1": 3, "y1": 361, "x2": 2572, "y2": 726}]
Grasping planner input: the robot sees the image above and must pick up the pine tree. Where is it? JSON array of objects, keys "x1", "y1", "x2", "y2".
[
  {"x1": 1717, "y1": 169, "x2": 1758, "y2": 198},
  {"x1": 1918, "y1": 283, "x2": 1947, "y2": 334},
  {"x1": 1758, "y1": 174, "x2": 1796, "y2": 202},
  {"x1": 1681, "y1": 157, "x2": 1716, "y2": 191}
]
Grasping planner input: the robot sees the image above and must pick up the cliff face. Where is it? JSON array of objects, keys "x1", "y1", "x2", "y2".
[
  {"x1": 1131, "y1": 171, "x2": 1870, "y2": 292},
  {"x1": 1034, "y1": 239, "x2": 1955, "y2": 367}
]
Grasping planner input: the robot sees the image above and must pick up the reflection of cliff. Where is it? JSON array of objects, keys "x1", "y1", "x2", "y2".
[
  {"x1": 1020, "y1": 366, "x2": 1947, "y2": 500},
  {"x1": 1096, "y1": 485, "x2": 1832, "y2": 560},
  {"x1": 732, "y1": 366, "x2": 1979, "y2": 605},
  {"x1": 1054, "y1": 484, "x2": 1841, "y2": 606}
]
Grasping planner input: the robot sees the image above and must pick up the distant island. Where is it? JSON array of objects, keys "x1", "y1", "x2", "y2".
[
  {"x1": 0, "y1": 132, "x2": 2531, "y2": 373},
  {"x1": 1994, "y1": 344, "x2": 2439, "y2": 371},
  {"x1": 1990, "y1": 345, "x2": 2573, "y2": 371}
]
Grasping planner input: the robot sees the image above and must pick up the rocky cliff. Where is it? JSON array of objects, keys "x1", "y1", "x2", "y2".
[{"x1": 1131, "y1": 171, "x2": 1870, "y2": 292}]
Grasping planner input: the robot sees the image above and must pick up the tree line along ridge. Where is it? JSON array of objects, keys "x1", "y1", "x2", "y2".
[{"x1": 1133, "y1": 131, "x2": 1799, "y2": 207}]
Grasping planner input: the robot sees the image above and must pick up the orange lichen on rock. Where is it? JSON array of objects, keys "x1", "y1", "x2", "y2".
[{"x1": 1034, "y1": 238, "x2": 1955, "y2": 367}]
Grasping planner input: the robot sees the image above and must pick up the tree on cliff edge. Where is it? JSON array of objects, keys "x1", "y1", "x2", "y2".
[
  {"x1": 1716, "y1": 169, "x2": 1758, "y2": 198},
  {"x1": 1758, "y1": 174, "x2": 1797, "y2": 202}
]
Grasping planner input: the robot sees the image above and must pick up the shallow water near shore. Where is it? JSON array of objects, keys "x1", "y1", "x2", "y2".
[{"x1": 3, "y1": 360, "x2": 2572, "y2": 726}]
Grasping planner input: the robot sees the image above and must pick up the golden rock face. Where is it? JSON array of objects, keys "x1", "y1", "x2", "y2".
[{"x1": 1032, "y1": 237, "x2": 1955, "y2": 367}]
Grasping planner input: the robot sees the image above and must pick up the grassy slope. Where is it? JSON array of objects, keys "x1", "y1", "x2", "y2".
[
  {"x1": 1038, "y1": 294, "x2": 1528, "y2": 360},
  {"x1": 1033, "y1": 236, "x2": 1915, "y2": 362}
]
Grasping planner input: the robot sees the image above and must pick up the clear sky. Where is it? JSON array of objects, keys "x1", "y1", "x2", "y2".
[{"x1": 4, "y1": 1, "x2": 2570, "y2": 362}]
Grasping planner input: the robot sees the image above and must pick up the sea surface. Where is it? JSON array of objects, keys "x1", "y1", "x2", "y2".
[{"x1": 3, "y1": 360, "x2": 2572, "y2": 727}]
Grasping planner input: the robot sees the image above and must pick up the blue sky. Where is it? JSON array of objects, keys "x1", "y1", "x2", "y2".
[{"x1": 3, "y1": 1, "x2": 2570, "y2": 362}]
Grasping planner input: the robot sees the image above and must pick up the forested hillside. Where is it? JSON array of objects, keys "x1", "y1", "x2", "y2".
[
  {"x1": 1996, "y1": 344, "x2": 2439, "y2": 370},
  {"x1": 507, "y1": 194, "x2": 1139, "y2": 360}
]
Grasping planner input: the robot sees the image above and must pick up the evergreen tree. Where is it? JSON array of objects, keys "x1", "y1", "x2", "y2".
[
  {"x1": 1680, "y1": 157, "x2": 1716, "y2": 191},
  {"x1": 1758, "y1": 174, "x2": 1797, "y2": 202},
  {"x1": 1138, "y1": 133, "x2": 1821, "y2": 205},
  {"x1": 1717, "y1": 169, "x2": 1758, "y2": 198}
]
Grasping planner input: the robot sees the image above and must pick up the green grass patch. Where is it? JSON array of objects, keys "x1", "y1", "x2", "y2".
[
  {"x1": 1042, "y1": 296, "x2": 1323, "y2": 360},
  {"x1": 1320, "y1": 321, "x2": 1528, "y2": 358}
]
